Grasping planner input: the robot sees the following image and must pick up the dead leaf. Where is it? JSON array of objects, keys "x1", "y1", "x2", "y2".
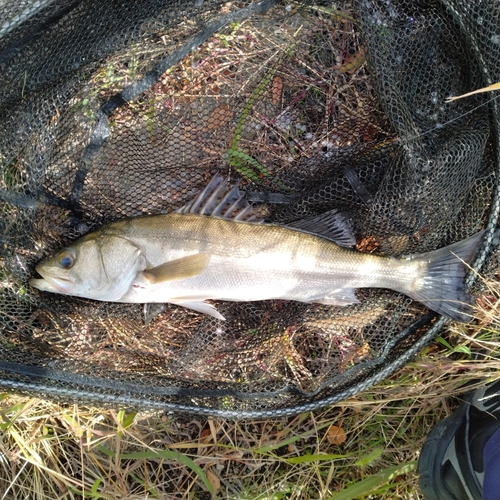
[
  {"x1": 477, "y1": 294, "x2": 497, "y2": 311},
  {"x1": 200, "y1": 427, "x2": 211, "y2": 442},
  {"x1": 206, "y1": 104, "x2": 233, "y2": 129},
  {"x1": 353, "y1": 342, "x2": 371, "y2": 363},
  {"x1": 271, "y1": 76, "x2": 284, "y2": 104},
  {"x1": 222, "y1": 450, "x2": 244, "y2": 460},
  {"x1": 356, "y1": 235, "x2": 379, "y2": 253},
  {"x1": 338, "y1": 49, "x2": 365, "y2": 74},
  {"x1": 326, "y1": 424, "x2": 347, "y2": 445},
  {"x1": 206, "y1": 468, "x2": 221, "y2": 492}
]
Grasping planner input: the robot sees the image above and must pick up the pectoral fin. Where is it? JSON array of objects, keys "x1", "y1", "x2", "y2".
[{"x1": 142, "y1": 254, "x2": 210, "y2": 284}]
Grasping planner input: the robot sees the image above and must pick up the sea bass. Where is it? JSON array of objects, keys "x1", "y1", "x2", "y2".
[{"x1": 30, "y1": 174, "x2": 484, "y2": 322}]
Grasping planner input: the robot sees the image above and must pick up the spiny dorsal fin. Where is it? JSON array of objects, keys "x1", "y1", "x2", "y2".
[
  {"x1": 176, "y1": 173, "x2": 261, "y2": 222},
  {"x1": 287, "y1": 209, "x2": 356, "y2": 248}
]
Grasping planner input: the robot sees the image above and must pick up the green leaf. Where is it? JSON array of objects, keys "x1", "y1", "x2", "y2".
[
  {"x1": 116, "y1": 410, "x2": 136, "y2": 436},
  {"x1": 354, "y1": 447, "x2": 383, "y2": 467},
  {"x1": 121, "y1": 411, "x2": 137, "y2": 429},
  {"x1": 96, "y1": 445, "x2": 214, "y2": 494},
  {"x1": 226, "y1": 149, "x2": 289, "y2": 190},
  {"x1": 227, "y1": 42, "x2": 296, "y2": 189},
  {"x1": 436, "y1": 335, "x2": 454, "y2": 350},
  {"x1": 0, "y1": 401, "x2": 30, "y2": 430},
  {"x1": 436, "y1": 336, "x2": 471, "y2": 355},
  {"x1": 286, "y1": 453, "x2": 348, "y2": 464},
  {"x1": 327, "y1": 461, "x2": 417, "y2": 500},
  {"x1": 91, "y1": 478, "x2": 103, "y2": 497}
]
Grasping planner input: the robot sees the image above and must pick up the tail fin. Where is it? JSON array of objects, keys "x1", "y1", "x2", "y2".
[{"x1": 405, "y1": 231, "x2": 485, "y2": 322}]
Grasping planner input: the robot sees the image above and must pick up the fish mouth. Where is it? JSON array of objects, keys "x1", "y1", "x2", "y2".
[{"x1": 29, "y1": 270, "x2": 75, "y2": 294}]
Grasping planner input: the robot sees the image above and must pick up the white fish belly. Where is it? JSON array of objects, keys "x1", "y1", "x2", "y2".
[{"x1": 119, "y1": 250, "x2": 391, "y2": 305}]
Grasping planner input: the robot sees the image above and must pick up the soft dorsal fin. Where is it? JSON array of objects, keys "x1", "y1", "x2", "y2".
[
  {"x1": 176, "y1": 173, "x2": 261, "y2": 222},
  {"x1": 287, "y1": 209, "x2": 356, "y2": 247}
]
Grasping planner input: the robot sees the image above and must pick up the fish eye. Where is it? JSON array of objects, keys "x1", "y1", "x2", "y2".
[{"x1": 57, "y1": 250, "x2": 75, "y2": 269}]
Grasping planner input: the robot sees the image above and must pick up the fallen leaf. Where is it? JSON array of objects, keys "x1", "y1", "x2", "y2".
[
  {"x1": 326, "y1": 424, "x2": 347, "y2": 445},
  {"x1": 338, "y1": 49, "x2": 365, "y2": 74},
  {"x1": 200, "y1": 428, "x2": 211, "y2": 441},
  {"x1": 206, "y1": 104, "x2": 233, "y2": 129},
  {"x1": 206, "y1": 468, "x2": 221, "y2": 492},
  {"x1": 356, "y1": 235, "x2": 379, "y2": 253},
  {"x1": 271, "y1": 76, "x2": 284, "y2": 104},
  {"x1": 223, "y1": 450, "x2": 244, "y2": 460}
]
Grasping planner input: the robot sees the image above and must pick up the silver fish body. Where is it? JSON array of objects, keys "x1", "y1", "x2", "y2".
[
  {"x1": 116, "y1": 213, "x2": 418, "y2": 303},
  {"x1": 30, "y1": 176, "x2": 484, "y2": 322}
]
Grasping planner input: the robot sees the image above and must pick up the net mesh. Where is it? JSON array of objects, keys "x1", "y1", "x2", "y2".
[{"x1": 1, "y1": 0, "x2": 499, "y2": 417}]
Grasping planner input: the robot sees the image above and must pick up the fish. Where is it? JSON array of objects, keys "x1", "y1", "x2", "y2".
[{"x1": 29, "y1": 173, "x2": 484, "y2": 322}]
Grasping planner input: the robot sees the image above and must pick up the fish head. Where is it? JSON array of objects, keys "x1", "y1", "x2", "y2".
[{"x1": 30, "y1": 233, "x2": 144, "y2": 301}]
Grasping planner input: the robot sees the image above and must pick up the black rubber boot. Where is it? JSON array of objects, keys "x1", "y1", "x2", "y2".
[{"x1": 418, "y1": 379, "x2": 500, "y2": 500}]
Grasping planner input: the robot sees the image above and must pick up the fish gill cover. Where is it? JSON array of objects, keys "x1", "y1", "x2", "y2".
[{"x1": 0, "y1": 0, "x2": 499, "y2": 417}]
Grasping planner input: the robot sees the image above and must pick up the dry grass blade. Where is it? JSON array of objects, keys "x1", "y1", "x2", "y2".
[{"x1": 446, "y1": 82, "x2": 500, "y2": 102}]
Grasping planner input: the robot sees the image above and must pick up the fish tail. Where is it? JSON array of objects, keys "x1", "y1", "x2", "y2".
[{"x1": 405, "y1": 231, "x2": 485, "y2": 322}]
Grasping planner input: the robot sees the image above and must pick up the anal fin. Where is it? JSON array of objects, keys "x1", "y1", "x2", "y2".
[{"x1": 313, "y1": 288, "x2": 359, "y2": 306}]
